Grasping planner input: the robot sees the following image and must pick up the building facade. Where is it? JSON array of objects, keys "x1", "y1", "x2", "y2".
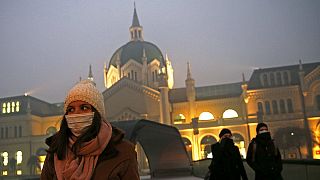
[
  {"x1": 0, "y1": 95, "x2": 63, "y2": 177},
  {"x1": 1, "y1": 5, "x2": 320, "y2": 178}
]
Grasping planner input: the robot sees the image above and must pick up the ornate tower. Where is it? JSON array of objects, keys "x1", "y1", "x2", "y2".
[
  {"x1": 129, "y1": 3, "x2": 144, "y2": 41},
  {"x1": 185, "y1": 62, "x2": 196, "y2": 122},
  {"x1": 159, "y1": 68, "x2": 171, "y2": 125}
]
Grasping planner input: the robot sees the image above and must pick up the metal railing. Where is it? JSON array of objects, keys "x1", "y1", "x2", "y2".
[{"x1": 192, "y1": 159, "x2": 320, "y2": 180}]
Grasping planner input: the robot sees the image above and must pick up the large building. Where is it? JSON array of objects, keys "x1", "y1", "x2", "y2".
[{"x1": 1, "y1": 6, "x2": 320, "y2": 178}]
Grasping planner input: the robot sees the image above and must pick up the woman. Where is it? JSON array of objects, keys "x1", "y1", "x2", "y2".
[{"x1": 41, "y1": 80, "x2": 139, "y2": 180}]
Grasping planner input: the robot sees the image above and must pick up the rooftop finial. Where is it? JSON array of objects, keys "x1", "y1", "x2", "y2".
[
  {"x1": 187, "y1": 62, "x2": 192, "y2": 79},
  {"x1": 299, "y1": 59, "x2": 303, "y2": 71},
  {"x1": 88, "y1": 64, "x2": 93, "y2": 81}
]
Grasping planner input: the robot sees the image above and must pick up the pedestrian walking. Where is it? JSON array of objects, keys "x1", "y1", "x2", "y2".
[
  {"x1": 246, "y1": 123, "x2": 283, "y2": 180},
  {"x1": 208, "y1": 128, "x2": 248, "y2": 180}
]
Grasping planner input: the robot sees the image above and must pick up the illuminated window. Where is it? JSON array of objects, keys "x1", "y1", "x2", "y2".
[
  {"x1": 11, "y1": 102, "x2": 15, "y2": 112},
  {"x1": 200, "y1": 135, "x2": 217, "y2": 159},
  {"x1": 199, "y1": 112, "x2": 214, "y2": 121},
  {"x1": 2, "y1": 103, "x2": 6, "y2": 113},
  {"x1": 6, "y1": 102, "x2": 10, "y2": 113},
  {"x1": 16, "y1": 101, "x2": 20, "y2": 112},
  {"x1": 2, "y1": 170, "x2": 8, "y2": 176},
  {"x1": 16, "y1": 170, "x2": 22, "y2": 175},
  {"x1": 222, "y1": 109, "x2": 238, "y2": 119},
  {"x1": 174, "y1": 114, "x2": 186, "y2": 124},
  {"x1": 16, "y1": 151, "x2": 22, "y2": 165},
  {"x1": 233, "y1": 133, "x2": 246, "y2": 159},
  {"x1": 2, "y1": 152, "x2": 8, "y2": 166},
  {"x1": 39, "y1": 155, "x2": 46, "y2": 170}
]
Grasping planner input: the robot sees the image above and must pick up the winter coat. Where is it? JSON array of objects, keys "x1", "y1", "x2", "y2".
[
  {"x1": 246, "y1": 135, "x2": 283, "y2": 180},
  {"x1": 209, "y1": 141, "x2": 248, "y2": 180},
  {"x1": 41, "y1": 127, "x2": 140, "y2": 180}
]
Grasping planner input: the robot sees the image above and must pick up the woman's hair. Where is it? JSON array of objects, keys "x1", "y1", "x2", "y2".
[{"x1": 48, "y1": 108, "x2": 102, "y2": 160}]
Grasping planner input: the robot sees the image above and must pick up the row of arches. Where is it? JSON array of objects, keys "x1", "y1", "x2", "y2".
[
  {"x1": 174, "y1": 109, "x2": 239, "y2": 124},
  {"x1": 182, "y1": 133, "x2": 246, "y2": 160}
]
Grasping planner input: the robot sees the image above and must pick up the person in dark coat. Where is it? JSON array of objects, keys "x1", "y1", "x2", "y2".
[
  {"x1": 209, "y1": 128, "x2": 248, "y2": 180},
  {"x1": 246, "y1": 123, "x2": 283, "y2": 180},
  {"x1": 41, "y1": 80, "x2": 139, "y2": 180}
]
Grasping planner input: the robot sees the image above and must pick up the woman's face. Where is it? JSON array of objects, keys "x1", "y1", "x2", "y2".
[{"x1": 66, "y1": 100, "x2": 93, "y2": 114}]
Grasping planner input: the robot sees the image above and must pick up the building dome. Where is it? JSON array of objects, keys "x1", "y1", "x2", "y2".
[{"x1": 109, "y1": 40, "x2": 165, "y2": 68}]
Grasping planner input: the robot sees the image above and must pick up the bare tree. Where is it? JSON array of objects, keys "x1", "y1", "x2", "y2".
[{"x1": 273, "y1": 126, "x2": 306, "y2": 159}]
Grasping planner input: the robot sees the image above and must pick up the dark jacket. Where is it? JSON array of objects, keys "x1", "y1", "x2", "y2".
[
  {"x1": 246, "y1": 134, "x2": 283, "y2": 180},
  {"x1": 209, "y1": 140, "x2": 248, "y2": 180},
  {"x1": 41, "y1": 127, "x2": 139, "y2": 180}
]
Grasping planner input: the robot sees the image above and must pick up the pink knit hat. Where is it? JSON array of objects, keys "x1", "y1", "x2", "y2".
[{"x1": 64, "y1": 80, "x2": 106, "y2": 120}]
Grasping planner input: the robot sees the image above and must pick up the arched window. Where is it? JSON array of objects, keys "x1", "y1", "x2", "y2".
[
  {"x1": 232, "y1": 133, "x2": 246, "y2": 158},
  {"x1": 200, "y1": 135, "x2": 217, "y2": 159},
  {"x1": 199, "y1": 112, "x2": 214, "y2": 121},
  {"x1": 2, "y1": 103, "x2": 6, "y2": 113},
  {"x1": 14, "y1": 126, "x2": 17, "y2": 137},
  {"x1": 11, "y1": 102, "x2": 15, "y2": 112},
  {"x1": 270, "y1": 73, "x2": 275, "y2": 86},
  {"x1": 280, "y1": 99, "x2": 286, "y2": 113},
  {"x1": 222, "y1": 109, "x2": 238, "y2": 119},
  {"x1": 283, "y1": 71, "x2": 289, "y2": 85},
  {"x1": 316, "y1": 95, "x2": 320, "y2": 111},
  {"x1": 287, "y1": 99, "x2": 294, "y2": 113},
  {"x1": 2, "y1": 152, "x2": 8, "y2": 166},
  {"x1": 263, "y1": 74, "x2": 268, "y2": 86},
  {"x1": 16, "y1": 151, "x2": 22, "y2": 165},
  {"x1": 174, "y1": 114, "x2": 186, "y2": 124},
  {"x1": 257, "y1": 102, "x2": 264, "y2": 115},
  {"x1": 276, "y1": 72, "x2": 282, "y2": 85},
  {"x1": 6, "y1": 102, "x2": 10, "y2": 113},
  {"x1": 182, "y1": 137, "x2": 192, "y2": 160},
  {"x1": 272, "y1": 100, "x2": 279, "y2": 114},
  {"x1": 265, "y1": 101, "x2": 271, "y2": 115},
  {"x1": 16, "y1": 101, "x2": 20, "y2": 112}
]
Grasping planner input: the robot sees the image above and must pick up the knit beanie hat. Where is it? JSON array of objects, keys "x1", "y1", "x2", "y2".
[
  {"x1": 219, "y1": 128, "x2": 232, "y2": 138},
  {"x1": 64, "y1": 80, "x2": 106, "y2": 120},
  {"x1": 256, "y1": 123, "x2": 268, "y2": 134}
]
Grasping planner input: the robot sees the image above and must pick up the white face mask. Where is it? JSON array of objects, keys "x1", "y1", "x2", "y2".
[
  {"x1": 259, "y1": 130, "x2": 269, "y2": 134},
  {"x1": 65, "y1": 112, "x2": 94, "y2": 137}
]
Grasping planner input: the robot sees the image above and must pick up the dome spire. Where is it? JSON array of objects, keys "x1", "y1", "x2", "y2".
[
  {"x1": 129, "y1": 3, "x2": 144, "y2": 41},
  {"x1": 132, "y1": 2, "x2": 140, "y2": 27}
]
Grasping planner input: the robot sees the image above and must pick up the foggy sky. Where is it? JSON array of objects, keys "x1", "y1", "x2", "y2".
[{"x1": 0, "y1": 0, "x2": 319, "y2": 103}]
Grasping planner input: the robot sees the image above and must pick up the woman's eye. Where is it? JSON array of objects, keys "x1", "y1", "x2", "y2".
[
  {"x1": 81, "y1": 105, "x2": 91, "y2": 110},
  {"x1": 66, "y1": 107, "x2": 74, "y2": 112}
]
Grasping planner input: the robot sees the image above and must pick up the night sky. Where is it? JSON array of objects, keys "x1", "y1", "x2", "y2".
[{"x1": 0, "y1": 0, "x2": 319, "y2": 103}]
